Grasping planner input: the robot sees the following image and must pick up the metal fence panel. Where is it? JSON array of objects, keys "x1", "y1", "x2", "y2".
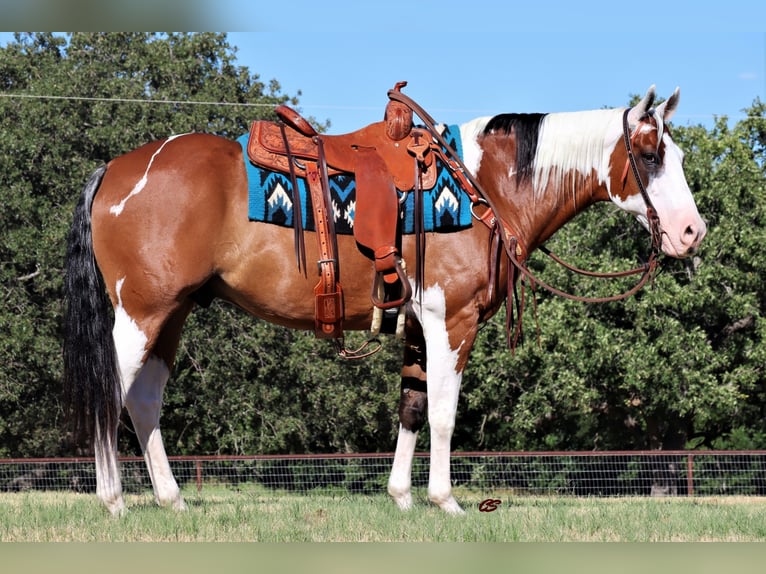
[{"x1": 2, "y1": 451, "x2": 766, "y2": 496}]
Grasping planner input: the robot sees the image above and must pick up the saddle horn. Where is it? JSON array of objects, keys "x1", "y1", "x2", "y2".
[{"x1": 384, "y1": 81, "x2": 413, "y2": 141}]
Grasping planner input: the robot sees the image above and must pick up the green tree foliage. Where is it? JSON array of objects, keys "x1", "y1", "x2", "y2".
[{"x1": 1, "y1": 32, "x2": 764, "y2": 459}]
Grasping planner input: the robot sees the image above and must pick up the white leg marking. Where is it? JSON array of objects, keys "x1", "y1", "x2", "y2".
[
  {"x1": 94, "y1": 419, "x2": 125, "y2": 516},
  {"x1": 388, "y1": 425, "x2": 419, "y2": 511},
  {"x1": 112, "y1": 277, "x2": 185, "y2": 510},
  {"x1": 125, "y1": 356, "x2": 186, "y2": 510},
  {"x1": 412, "y1": 284, "x2": 465, "y2": 514},
  {"x1": 113, "y1": 277, "x2": 148, "y2": 395},
  {"x1": 109, "y1": 133, "x2": 187, "y2": 216}
]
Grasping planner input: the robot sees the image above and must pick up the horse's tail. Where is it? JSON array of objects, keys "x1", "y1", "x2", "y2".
[{"x1": 63, "y1": 165, "x2": 122, "y2": 446}]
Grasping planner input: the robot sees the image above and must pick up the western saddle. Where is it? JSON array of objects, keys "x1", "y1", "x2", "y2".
[{"x1": 246, "y1": 82, "x2": 440, "y2": 345}]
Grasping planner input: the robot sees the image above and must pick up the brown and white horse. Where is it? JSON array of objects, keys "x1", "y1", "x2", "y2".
[{"x1": 64, "y1": 86, "x2": 705, "y2": 515}]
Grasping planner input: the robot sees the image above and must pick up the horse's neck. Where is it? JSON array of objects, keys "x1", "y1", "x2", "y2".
[
  {"x1": 520, "y1": 169, "x2": 607, "y2": 250},
  {"x1": 470, "y1": 109, "x2": 621, "y2": 252}
]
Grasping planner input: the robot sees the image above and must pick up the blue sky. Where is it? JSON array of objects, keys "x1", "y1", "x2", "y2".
[
  {"x1": 231, "y1": 0, "x2": 765, "y2": 133},
  {"x1": 1, "y1": 1, "x2": 764, "y2": 134}
]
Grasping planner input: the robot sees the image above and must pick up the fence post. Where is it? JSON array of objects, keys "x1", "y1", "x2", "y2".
[
  {"x1": 196, "y1": 459, "x2": 202, "y2": 493},
  {"x1": 686, "y1": 453, "x2": 694, "y2": 496}
]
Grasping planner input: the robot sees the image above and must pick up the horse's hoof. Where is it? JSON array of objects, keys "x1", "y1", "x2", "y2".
[
  {"x1": 388, "y1": 489, "x2": 413, "y2": 511},
  {"x1": 392, "y1": 494, "x2": 413, "y2": 511},
  {"x1": 441, "y1": 500, "x2": 465, "y2": 515},
  {"x1": 105, "y1": 499, "x2": 126, "y2": 517},
  {"x1": 156, "y1": 495, "x2": 187, "y2": 511},
  {"x1": 430, "y1": 493, "x2": 464, "y2": 515}
]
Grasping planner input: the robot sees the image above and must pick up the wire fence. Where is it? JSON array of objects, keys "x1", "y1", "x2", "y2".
[{"x1": 2, "y1": 451, "x2": 766, "y2": 497}]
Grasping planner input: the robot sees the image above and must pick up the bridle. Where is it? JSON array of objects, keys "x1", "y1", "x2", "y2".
[
  {"x1": 388, "y1": 88, "x2": 665, "y2": 345},
  {"x1": 502, "y1": 108, "x2": 665, "y2": 305},
  {"x1": 621, "y1": 108, "x2": 664, "y2": 254}
]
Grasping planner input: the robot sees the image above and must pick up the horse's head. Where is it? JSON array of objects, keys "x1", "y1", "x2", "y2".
[{"x1": 609, "y1": 86, "x2": 706, "y2": 258}]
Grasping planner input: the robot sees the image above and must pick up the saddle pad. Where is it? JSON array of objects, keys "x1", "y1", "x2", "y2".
[{"x1": 237, "y1": 125, "x2": 472, "y2": 235}]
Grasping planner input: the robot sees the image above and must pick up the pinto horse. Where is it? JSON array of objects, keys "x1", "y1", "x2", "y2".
[{"x1": 64, "y1": 85, "x2": 705, "y2": 515}]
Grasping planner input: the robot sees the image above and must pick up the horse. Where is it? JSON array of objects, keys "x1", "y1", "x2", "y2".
[{"x1": 63, "y1": 85, "x2": 706, "y2": 515}]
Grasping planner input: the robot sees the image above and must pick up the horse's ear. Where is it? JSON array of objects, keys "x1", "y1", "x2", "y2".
[
  {"x1": 655, "y1": 87, "x2": 680, "y2": 122},
  {"x1": 627, "y1": 85, "x2": 656, "y2": 126}
]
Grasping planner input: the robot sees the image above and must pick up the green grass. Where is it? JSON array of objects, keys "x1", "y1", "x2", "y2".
[{"x1": 2, "y1": 486, "x2": 766, "y2": 542}]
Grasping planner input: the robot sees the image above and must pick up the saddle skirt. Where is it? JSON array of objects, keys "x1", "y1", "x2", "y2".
[{"x1": 238, "y1": 124, "x2": 471, "y2": 235}]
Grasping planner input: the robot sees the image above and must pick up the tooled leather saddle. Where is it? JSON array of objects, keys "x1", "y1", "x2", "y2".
[{"x1": 246, "y1": 82, "x2": 437, "y2": 341}]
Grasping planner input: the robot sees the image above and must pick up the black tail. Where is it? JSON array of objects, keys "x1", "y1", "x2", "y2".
[{"x1": 63, "y1": 165, "x2": 122, "y2": 446}]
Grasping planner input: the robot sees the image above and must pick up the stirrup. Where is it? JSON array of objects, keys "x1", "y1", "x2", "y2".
[
  {"x1": 371, "y1": 259, "x2": 412, "y2": 310},
  {"x1": 370, "y1": 269, "x2": 407, "y2": 339}
]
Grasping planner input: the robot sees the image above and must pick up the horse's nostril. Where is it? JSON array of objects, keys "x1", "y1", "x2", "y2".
[{"x1": 682, "y1": 224, "x2": 701, "y2": 247}]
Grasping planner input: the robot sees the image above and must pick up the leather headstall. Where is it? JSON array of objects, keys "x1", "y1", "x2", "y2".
[{"x1": 621, "y1": 108, "x2": 664, "y2": 254}]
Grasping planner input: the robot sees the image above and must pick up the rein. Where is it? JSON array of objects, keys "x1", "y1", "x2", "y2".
[{"x1": 388, "y1": 89, "x2": 663, "y2": 335}]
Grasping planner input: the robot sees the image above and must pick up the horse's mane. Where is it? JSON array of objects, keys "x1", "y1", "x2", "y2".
[
  {"x1": 484, "y1": 108, "x2": 623, "y2": 202},
  {"x1": 483, "y1": 113, "x2": 546, "y2": 185}
]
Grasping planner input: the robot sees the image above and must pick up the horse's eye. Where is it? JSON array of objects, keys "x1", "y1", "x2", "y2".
[{"x1": 642, "y1": 153, "x2": 660, "y2": 167}]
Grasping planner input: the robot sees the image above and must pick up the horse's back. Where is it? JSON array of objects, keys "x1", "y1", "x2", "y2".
[{"x1": 96, "y1": 133, "x2": 245, "y2": 214}]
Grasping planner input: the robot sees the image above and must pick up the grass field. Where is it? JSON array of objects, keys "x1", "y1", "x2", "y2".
[{"x1": 2, "y1": 486, "x2": 766, "y2": 542}]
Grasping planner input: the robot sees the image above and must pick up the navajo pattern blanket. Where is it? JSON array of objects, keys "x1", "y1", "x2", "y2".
[{"x1": 238, "y1": 125, "x2": 472, "y2": 235}]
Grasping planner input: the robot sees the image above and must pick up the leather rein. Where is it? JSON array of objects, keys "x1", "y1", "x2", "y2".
[{"x1": 388, "y1": 89, "x2": 664, "y2": 312}]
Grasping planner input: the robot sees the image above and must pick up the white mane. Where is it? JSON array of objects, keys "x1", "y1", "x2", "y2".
[{"x1": 533, "y1": 108, "x2": 624, "y2": 201}]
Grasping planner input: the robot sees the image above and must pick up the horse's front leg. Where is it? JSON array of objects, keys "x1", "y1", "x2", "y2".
[
  {"x1": 390, "y1": 290, "x2": 476, "y2": 514},
  {"x1": 423, "y1": 322, "x2": 470, "y2": 513},
  {"x1": 388, "y1": 314, "x2": 428, "y2": 510},
  {"x1": 421, "y1": 287, "x2": 479, "y2": 514}
]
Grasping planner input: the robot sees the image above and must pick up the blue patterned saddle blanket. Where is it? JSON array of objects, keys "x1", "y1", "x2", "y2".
[{"x1": 238, "y1": 125, "x2": 472, "y2": 235}]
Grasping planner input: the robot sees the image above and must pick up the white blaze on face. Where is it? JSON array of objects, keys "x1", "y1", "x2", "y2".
[
  {"x1": 647, "y1": 134, "x2": 706, "y2": 256},
  {"x1": 609, "y1": 130, "x2": 706, "y2": 258}
]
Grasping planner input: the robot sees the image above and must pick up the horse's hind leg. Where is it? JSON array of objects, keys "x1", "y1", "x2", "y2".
[
  {"x1": 388, "y1": 313, "x2": 428, "y2": 510},
  {"x1": 94, "y1": 413, "x2": 124, "y2": 516},
  {"x1": 125, "y1": 357, "x2": 185, "y2": 510},
  {"x1": 116, "y1": 301, "x2": 193, "y2": 511}
]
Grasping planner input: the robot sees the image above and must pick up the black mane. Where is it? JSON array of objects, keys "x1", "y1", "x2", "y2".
[{"x1": 484, "y1": 113, "x2": 547, "y2": 183}]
